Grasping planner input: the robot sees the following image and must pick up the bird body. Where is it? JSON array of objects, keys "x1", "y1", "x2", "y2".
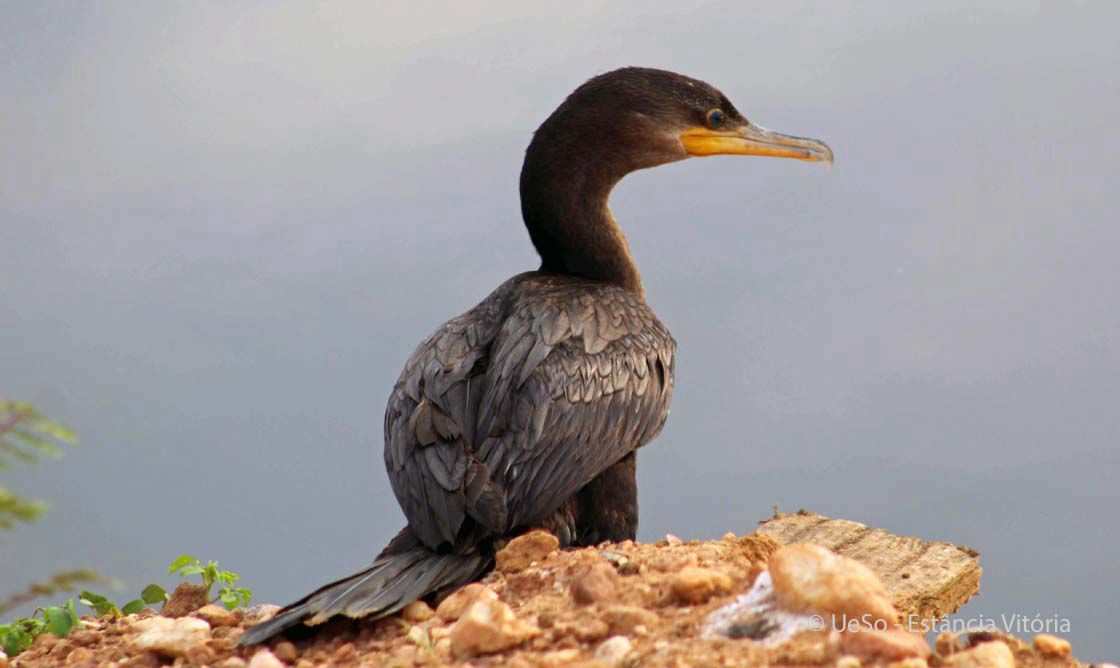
[
  {"x1": 242, "y1": 67, "x2": 830, "y2": 644},
  {"x1": 386, "y1": 271, "x2": 675, "y2": 551}
]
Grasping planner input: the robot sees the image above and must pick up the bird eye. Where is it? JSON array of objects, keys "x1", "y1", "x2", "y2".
[{"x1": 706, "y1": 109, "x2": 725, "y2": 129}]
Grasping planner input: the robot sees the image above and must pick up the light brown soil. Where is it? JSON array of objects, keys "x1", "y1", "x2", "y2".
[{"x1": 7, "y1": 514, "x2": 1090, "y2": 668}]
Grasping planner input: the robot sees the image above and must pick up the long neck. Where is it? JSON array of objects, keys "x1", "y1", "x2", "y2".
[{"x1": 519, "y1": 138, "x2": 644, "y2": 296}]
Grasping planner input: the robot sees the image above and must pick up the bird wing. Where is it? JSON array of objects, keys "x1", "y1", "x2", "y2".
[
  {"x1": 383, "y1": 281, "x2": 510, "y2": 550},
  {"x1": 384, "y1": 274, "x2": 675, "y2": 549},
  {"x1": 473, "y1": 281, "x2": 675, "y2": 530}
]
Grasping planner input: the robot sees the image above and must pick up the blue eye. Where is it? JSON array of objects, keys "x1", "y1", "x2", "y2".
[{"x1": 706, "y1": 109, "x2": 725, "y2": 129}]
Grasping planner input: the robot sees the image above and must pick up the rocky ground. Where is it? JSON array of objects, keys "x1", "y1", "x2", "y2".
[{"x1": 3, "y1": 512, "x2": 1102, "y2": 668}]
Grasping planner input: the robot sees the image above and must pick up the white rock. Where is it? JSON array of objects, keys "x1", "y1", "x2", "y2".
[
  {"x1": 130, "y1": 616, "x2": 211, "y2": 657},
  {"x1": 769, "y1": 543, "x2": 898, "y2": 629},
  {"x1": 243, "y1": 603, "x2": 281, "y2": 624},
  {"x1": 942, "y1": 641, "x2": 1014, "y2": 668},
  {"x1": 436, "y1": 583, "x2": 499, "y2": 622},
  {"x1": 247, "y1": 649, "x2": 285, "y2": 668},
  {"x1": 703, "y1": 570, "x2": 822, "y2": 643},
  {"x1": 1032, "y1": 633, "x2": 1071, "y2": 658},
  {"x1": 193, "y1": 603, "x2": 238, "y2": 627},
  {"x1": 594, "y1": 635, "x2": 634, "y2": 665},
  {"x1": 449, "y1": 597, "x2": 538, "y2": 658}
]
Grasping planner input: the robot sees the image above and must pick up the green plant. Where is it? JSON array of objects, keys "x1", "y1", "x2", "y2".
[
  {"x1": 169, "y1": 555, "x2": 252, "y2": 610},
  {"x1": 79, "y1": 584, "x2": 168, "y2": 618},
  {"x1": 0, "y1": 396, "x2": 101, "y2": 630},
  {"x1": 0, "y1": 599, "x2": 79, "y2": 657},
  {"x1": 0, "y1": 397, "x2": 77, "y2": 532},
  {"x1": 0, "y1": 582, "x2": 169, "y2": 656}
]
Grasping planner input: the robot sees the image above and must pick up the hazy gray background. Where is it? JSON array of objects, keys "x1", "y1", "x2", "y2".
[{"x1": 2, "y1": 1, "x2": 1117, "y2": 660}]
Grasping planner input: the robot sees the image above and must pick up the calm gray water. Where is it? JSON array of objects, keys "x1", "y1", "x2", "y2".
[{"x1": 2, "y1": 2, "x2": 1117, "y2": 661}]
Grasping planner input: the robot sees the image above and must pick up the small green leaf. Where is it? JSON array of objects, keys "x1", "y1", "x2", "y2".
[
  {"x1": 2, "y1": 625, "x2": 30, "y2": 656},
  {"x1": 0, "y1": 438, "x2": 38, "y2": 463},
  {"x1": 169, "y1": 554, "x2": 199, "y2": 574},
  {"x1": 219, "y1": 590, "x2": 238, "y2": 610},
  {"x1": 26, "y1": 416, "x2": 77, "y2": 444},
  {"x1": 79, "y1": 590, "x2": 107, "y2": 604},
  {"x1": 44, "y1": 606, "x2": 74, "y2": 637},
  {"x1": 79, "y1": 590, "x2": 119, "y2": 616},
  {"x1": 10, "y1": 428, "x2": 63, "y2": 457},
  {"x1": 203, "y1": 563, "x2": 220, "y2": 587},
  {"x1": 177, "y1": 564, "x2": 204, "y2": 577},
  {"x1": 141, "y1": 583, "x2": 168, "y2": 604},
  {"x1": 121, "y1": 599, "x2": 146, "y2": 615}
]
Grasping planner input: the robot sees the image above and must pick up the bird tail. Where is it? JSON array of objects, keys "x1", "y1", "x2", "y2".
[{"x1": 239, "y1": 528, "x2": 490, "y2": 645}]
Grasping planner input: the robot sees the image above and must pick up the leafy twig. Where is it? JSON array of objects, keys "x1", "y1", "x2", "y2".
[{"x1": 169, "y1": 555, "x2": 252, "y2": 610}]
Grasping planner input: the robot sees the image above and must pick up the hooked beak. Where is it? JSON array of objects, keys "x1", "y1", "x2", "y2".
[{"x1": 679, "y1": 122, "x2": 833, "y2": 164}]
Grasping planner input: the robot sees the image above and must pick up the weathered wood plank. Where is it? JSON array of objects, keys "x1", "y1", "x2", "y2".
[{"x1": 756, "y1": 510, "x2": 981, "y2": 626}]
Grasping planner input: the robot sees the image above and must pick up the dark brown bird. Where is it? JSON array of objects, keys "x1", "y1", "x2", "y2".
[{"x1": 241, "y1": 67, "x2": 831, "y2": 644}]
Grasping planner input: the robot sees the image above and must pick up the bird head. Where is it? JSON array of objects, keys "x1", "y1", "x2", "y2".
[{"x1": 527, "y1": 67, "x2": 832, "y2": 177}]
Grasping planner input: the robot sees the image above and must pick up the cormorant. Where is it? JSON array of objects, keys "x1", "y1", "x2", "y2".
[{"x1": 242, "y1": 66, "x2": 831, "y2": 644}]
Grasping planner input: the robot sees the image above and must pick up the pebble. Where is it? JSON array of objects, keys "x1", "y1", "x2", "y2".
[
  {"x1": 539, "y1": 648, "x2": 583, "y2": 665},
  {"x1": 193, "y1": 603, "x2": 238, "y2": 627},
  {"x1": 400, "y1": 599, "x2": 435, "y2": 622},
  {"x1": 497, "y1": 529, "x2": 560, "y2": 572},
  {"x1": 836, "y1": 655, "x2": 862, "y2": 668},
  {"x1": 433, "y1": 636, "x2": 452, "y2": 661},
  {"x1": 392, "y1": 645, "x2": 418, "y2": 664},
  {"x1": 64, "y1": 646, "x2": 94, "y2": 664},
  {"x1": 218, "y1": 658, "x2": 247, "y2": 668},
  {"x1": 0, "y1": 650, "x2": 7, "y2": 668},
  {"x1": 555, "y1": 616, "x2": 610, "y2": 642},
  {"x1": 619, "y1": 561, "x2": 641, "y2": 576},
  {"x1": 334, "y1": 642, "x2": 356, "y2": 661},
  {"x1": 188, "y1": 643, "x2": 217, "y2": 665},
  {"x1": 595, "y1": 635, "x2": 634, "y2": 665},
  {"x1": 572, "y1": 562, "x2": 620, "y2": 604},
  {"x1": 1033, "y1": 633, "x2": 1071, "y2": 657},
  {"x1": 887, "y1": 658, "x2": 928, "y2": 668},
  {"x1": 769, "y1": 544, "x2": 898, "y2": 629},
  {"x1": 840, "y1": 629, "x2": 931, "y2": 661},
  {"x1": 49, "y1": 639, "x2": 74, "y2": 660},
  {"x1": 664, "y1": 534, "x2": 683, "y2": 546},
  {"x1": 670, "y1": 566, "x2": 732, "y2": 604},
  {"x1": 273, "y1": 640, "x2": 298, "y2": 662},
  {"x1": 650, "y1": 552, "x2": 697, "y2": 573},
  {"x1": 247, "y1": 648, "x2": 285, "y2": 668},
  {"x1": 161, "y1": 582, "x2": 209, "y2": 618},
  {"x1": 941, "y1": 641, "x2": 1015, "y2": 668},
  {"x1": 243, "y1": 603, "x2": 282, "y2": 624},
  {"x1": 130, "y1": 616, "x2": 211, "y2": 658},
  {"x1": 935, "y1": 632, "x2": 959, "y2": 655},
  {"x1": 449, "y1": 597, "x2": 539, "y2": 658},
  {"x1": 602, "y1": 605, "x2": 659, "y2": 635},
  {"x1": 67, "y1": 628, "x2": 99, "y2": 646},
  {"x1": 437, "y1": 583, "x2": 498, "y2": 622},
  {"x1": 33, "y1": 632, "x2": 59, "y2": 651}
]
